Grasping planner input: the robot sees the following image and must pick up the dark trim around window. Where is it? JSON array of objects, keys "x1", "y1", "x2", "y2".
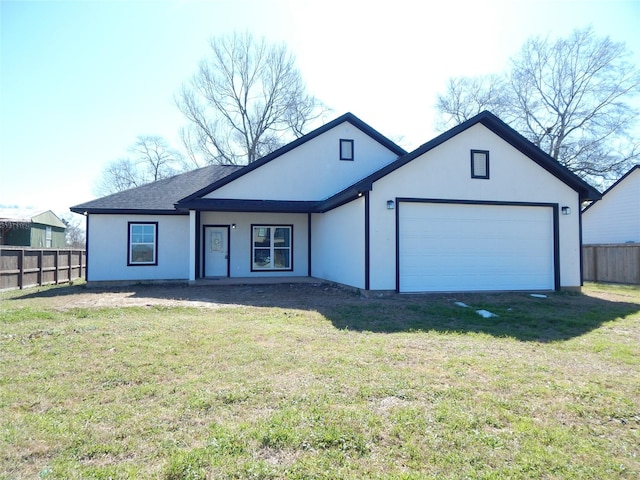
[
  {"x1": 340, "y1": 139, "x2": 354, "y2": 161},
  {"x1": 127, "y1": 221, "x2": 158, "y2": 266},
  {"x1": 250, "y1": 224, "x2": 294, "y2": 272},
  {"x1": 471, "y1": 149, "x2": 490, "y2": 179}
]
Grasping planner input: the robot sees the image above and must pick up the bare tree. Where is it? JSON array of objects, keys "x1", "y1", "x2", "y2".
[
  {"x1": 177, "y1": 32, "x2": 328, "y2": 166},
  {"x1": 95, "y1": 135, "x2": 184, "y2": 196},
  {"x1": 435, "y1": 27, "x2": 640, "y2": 185},
  {"x1": 436, "y1": 75, "x2": 510, "y2": 131},
  {"x1": 61, "y1": 214, "x2": 85, "y2": 248}
]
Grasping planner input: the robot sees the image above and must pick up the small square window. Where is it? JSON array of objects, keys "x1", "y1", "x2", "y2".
[
  {"x1": 340, "y1": 139, "x2": 354, "y2": 161},
  {"x1": 471, "y1": 150, "x2": 489, "y2": 179}
]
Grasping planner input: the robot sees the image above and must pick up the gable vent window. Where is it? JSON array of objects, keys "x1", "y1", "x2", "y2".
[
  {"x1": 471, "y1": 150, "x2": 490, "y2": 179},
  {"x1": 340, "y1": 139, "x2": 354, "y2": 161}
]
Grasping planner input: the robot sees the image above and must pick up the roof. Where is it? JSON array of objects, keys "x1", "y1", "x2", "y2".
[
  {"x1": 70, "y1": 165, "x2": 243, "y2": 214},
  {"x1": 582, "y1": 165, "x2": 639, "y2": 213},
  {"x1": 176, "y1": 112, "x2": 407, "y2": 206},
  {"x1": 348, "y1": 111, "x2": 602, "y2": 202},
  {"x1": 72, "y1": 111, "x2": 601, "y2": 216},
  {"x1": 0, "y1": 208, "x2": 66, "y2": 229}
]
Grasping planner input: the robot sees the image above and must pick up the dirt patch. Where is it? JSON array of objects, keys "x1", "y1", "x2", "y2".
[{"x1": 2, "y1": 282, "x2": 373, "y2": 311}]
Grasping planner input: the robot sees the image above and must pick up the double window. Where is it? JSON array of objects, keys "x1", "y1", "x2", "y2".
[
  {"x1": 252, "y1": 225, "x2": 292, "y2": 271},
  {"x1": 128, "y1": 222, "x2": 157, "y2": 265}
]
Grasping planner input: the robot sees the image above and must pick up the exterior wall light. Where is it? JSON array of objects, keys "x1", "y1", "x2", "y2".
[
  {"x1": 387, "y1": 200, "x2": 395, "y2": 210},
  {"x1": 232, "y1": 224, "x2": 236, "y2": 229},
  {"x1": 561, "y1": 206, "x2": 571, "y2": 215}
]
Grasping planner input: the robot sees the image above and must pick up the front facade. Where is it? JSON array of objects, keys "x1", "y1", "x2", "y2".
[
  {"x1": 72, "y1": 112, "x2": 600, "y2": 293},
  {"x1": 582, "y1": 165, "x2": 639, "y2": 244}
]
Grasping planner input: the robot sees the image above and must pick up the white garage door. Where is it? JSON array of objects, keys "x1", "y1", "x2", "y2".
[{"x1": 399, "y1": 202, "x2": 555, "y2": 293}]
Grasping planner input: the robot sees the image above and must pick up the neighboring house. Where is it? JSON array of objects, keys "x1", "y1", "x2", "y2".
[
  {"x1": 71, "y1": 111, "x2": 600, "y2": 293},
  {"x1": 582, "y1": 165, "x2": 639, "y2": 244},
  {"x1": 0, "y1": 209, "x2": 67, "y2": 248}
]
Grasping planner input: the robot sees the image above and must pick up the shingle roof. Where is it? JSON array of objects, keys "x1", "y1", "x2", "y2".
[{"x1": 70, "y1": 165, "x2": 243, "y2": 214}]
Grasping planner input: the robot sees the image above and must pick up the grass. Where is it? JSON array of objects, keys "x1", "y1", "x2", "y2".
[{"x1": 1, "y1": 283, "x2": 639, "y2": 479}]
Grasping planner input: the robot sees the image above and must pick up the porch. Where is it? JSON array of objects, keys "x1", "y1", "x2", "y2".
[{"x1": 190, "y1": 276, "x2": 325, "y2": 286}]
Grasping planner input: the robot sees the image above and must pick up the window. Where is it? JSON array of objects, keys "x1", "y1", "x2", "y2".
[
  {"x1": 128, "y1": 222, "x2": 157, "y2": 265},
  {"x1": 45, "y1": 226, "x2": 52, "y2": 248},
  {"x1": 251, "y1": 225, "x2": 292, "y2": 271},
  {"x1": 340, "y1": 139, "x2": 354, "y2": 161},
  {"x1": 471, "y1": 150, "x2": 490, "y2": 179}
]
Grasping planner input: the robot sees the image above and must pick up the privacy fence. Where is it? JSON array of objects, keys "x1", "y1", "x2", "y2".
[
  {"x1": 0, "y1": 247, "x2": 86, "y2": 291},
  {"x1": 583, "y1": 244, "x2": 640, "y2": 285}
]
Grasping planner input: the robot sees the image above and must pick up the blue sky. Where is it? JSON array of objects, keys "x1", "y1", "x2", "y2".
[{"x1": 1, "y1": 0, "x2": 639, "y2": 218}]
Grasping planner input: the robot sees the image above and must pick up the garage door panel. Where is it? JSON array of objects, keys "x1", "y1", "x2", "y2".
[{"x1": 399, "y1": 203, "x2": 554, "y2": 292}]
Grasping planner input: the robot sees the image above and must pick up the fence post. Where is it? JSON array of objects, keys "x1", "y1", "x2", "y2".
[
  {"x1": 54, "y1": 250, "x2": 59, "y2": 285},
  {"x1": 18, "y1": 249, "x2": 24, "y2": 289}
]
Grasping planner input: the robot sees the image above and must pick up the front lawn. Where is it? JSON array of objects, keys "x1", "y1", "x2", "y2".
[{"x1": 1, "y1": 283, "x2": 639, "y2": 479}]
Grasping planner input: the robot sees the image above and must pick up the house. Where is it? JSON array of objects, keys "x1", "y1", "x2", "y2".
[
  {"x1": 70, "y1": 111, "x2": 600, "y2": 293},
  {"x1": 582, "y1": 165, "x2": 639, "y2": 244},
  {"x1": 0, "y1": 208, "x2": 67, "y2": 248}
]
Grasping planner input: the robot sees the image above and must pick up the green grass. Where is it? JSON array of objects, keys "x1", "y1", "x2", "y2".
[{"x1": 1, "y1": 283, "x2": 639, "y2": 479}]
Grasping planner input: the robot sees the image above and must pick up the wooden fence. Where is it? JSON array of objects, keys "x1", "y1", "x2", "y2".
[
  {"x1": 583, "y1": 244, "x2": 640, "y2": 285},
  {"x1": 0, "y1": 247, "x2": 86, "y2": 291}
]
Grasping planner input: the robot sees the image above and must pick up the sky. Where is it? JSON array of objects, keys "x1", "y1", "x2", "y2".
[{"x1": 1, "y1": 0, "x2": 639, "y2": 220}]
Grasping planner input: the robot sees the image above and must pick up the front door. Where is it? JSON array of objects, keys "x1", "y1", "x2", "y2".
[{"x1": 204, "y1": 226, "x2": 229, "y2": 277}]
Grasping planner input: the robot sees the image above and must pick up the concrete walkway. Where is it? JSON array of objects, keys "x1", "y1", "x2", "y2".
[{"x1": 190, "y1": 276, "x2": 325, "y2": 286}]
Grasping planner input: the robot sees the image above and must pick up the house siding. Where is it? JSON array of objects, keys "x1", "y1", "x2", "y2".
[
  {"x1": 204, "y1": 121, "x2": 399, "y2": 202},
  {"x1": 583, "y1": 168, "x2": 640, "y2": 244},
  {"x1": 199, "y1": 212, "x2": 309, "y2": 278},
  {"x1": 368, "y1": 124, "x2": 582, "y2": 290},
  {"x1": 87, "y1": 214, "x2": 190, "y2": 281},
  {"x1": 311, "y1": 198, "x2": 365, "y2": 289}
]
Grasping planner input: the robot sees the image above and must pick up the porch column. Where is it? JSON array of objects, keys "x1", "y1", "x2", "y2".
[{"x1": 189, "y1": 210, "x2": 196, "y2": 281}]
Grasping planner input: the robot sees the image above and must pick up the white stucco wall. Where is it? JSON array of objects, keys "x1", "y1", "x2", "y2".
[
  {"x1": 311, "y1": 198, "x2": 365, "y2": 289},
  {"x1": 199, "y1": 211, "x2": 309, "y2": 277},
  {"x1": 583, "y1": 168, "x2": 639, "y2": 244},
  {"x1": 88, "y1": 214, "x2": 190, "y2": 282},
  {"x1": 204, "y1": 121, "x2": 400, "y2": 201},
  {"x1": 368, "y1": 124, "x2": 583, "y2": 290}
]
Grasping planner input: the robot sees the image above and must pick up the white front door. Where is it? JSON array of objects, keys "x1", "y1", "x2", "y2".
[{"x1": 204, "y1": 226, "x2": 229, "y2": 277}]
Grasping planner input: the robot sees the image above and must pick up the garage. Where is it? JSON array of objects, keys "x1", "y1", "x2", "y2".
[{"x1": 398, "y1": 201, "x2": 557, "y2": 293}]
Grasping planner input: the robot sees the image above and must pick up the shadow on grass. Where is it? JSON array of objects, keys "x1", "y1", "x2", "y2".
[{"x1": 5, "y1": 282, "x2": 640, "y2": 343}]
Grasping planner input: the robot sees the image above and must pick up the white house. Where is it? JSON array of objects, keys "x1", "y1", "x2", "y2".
[
  {"x1": 71, "y1": 111, "x2": 600, "y2": 293},
  {"x1": 582, "y1": 165, "x2": 639, "y2": 244}
]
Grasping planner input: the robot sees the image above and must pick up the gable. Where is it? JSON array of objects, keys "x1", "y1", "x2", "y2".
[
  {"x1": 349, "y1": 111, "x2": 600, "y2": 203},
  {"x1": 177, "y1": 113, "x2": 406, "y2": 207},
  {"x1": 202, "y1": 121, "x2": 401, "y2": 201},
  {"x1": 371, "y1": 123, "x2": 582, "y2": 203},
  {"x1": 583, "y1": 166, "x2": 640, "y2": 244},
  {"x1": 31, "y1": 210, "x2": 66, "y2": 229}
]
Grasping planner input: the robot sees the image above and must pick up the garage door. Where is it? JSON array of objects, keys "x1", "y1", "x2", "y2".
[{"x1": 398, "y1": 202, "x2": 555, "y2": 293}]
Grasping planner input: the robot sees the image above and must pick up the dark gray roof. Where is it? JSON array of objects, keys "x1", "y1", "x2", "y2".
[{"x1": 70, "y1": 165, "x2": 243, "y2": 214}]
